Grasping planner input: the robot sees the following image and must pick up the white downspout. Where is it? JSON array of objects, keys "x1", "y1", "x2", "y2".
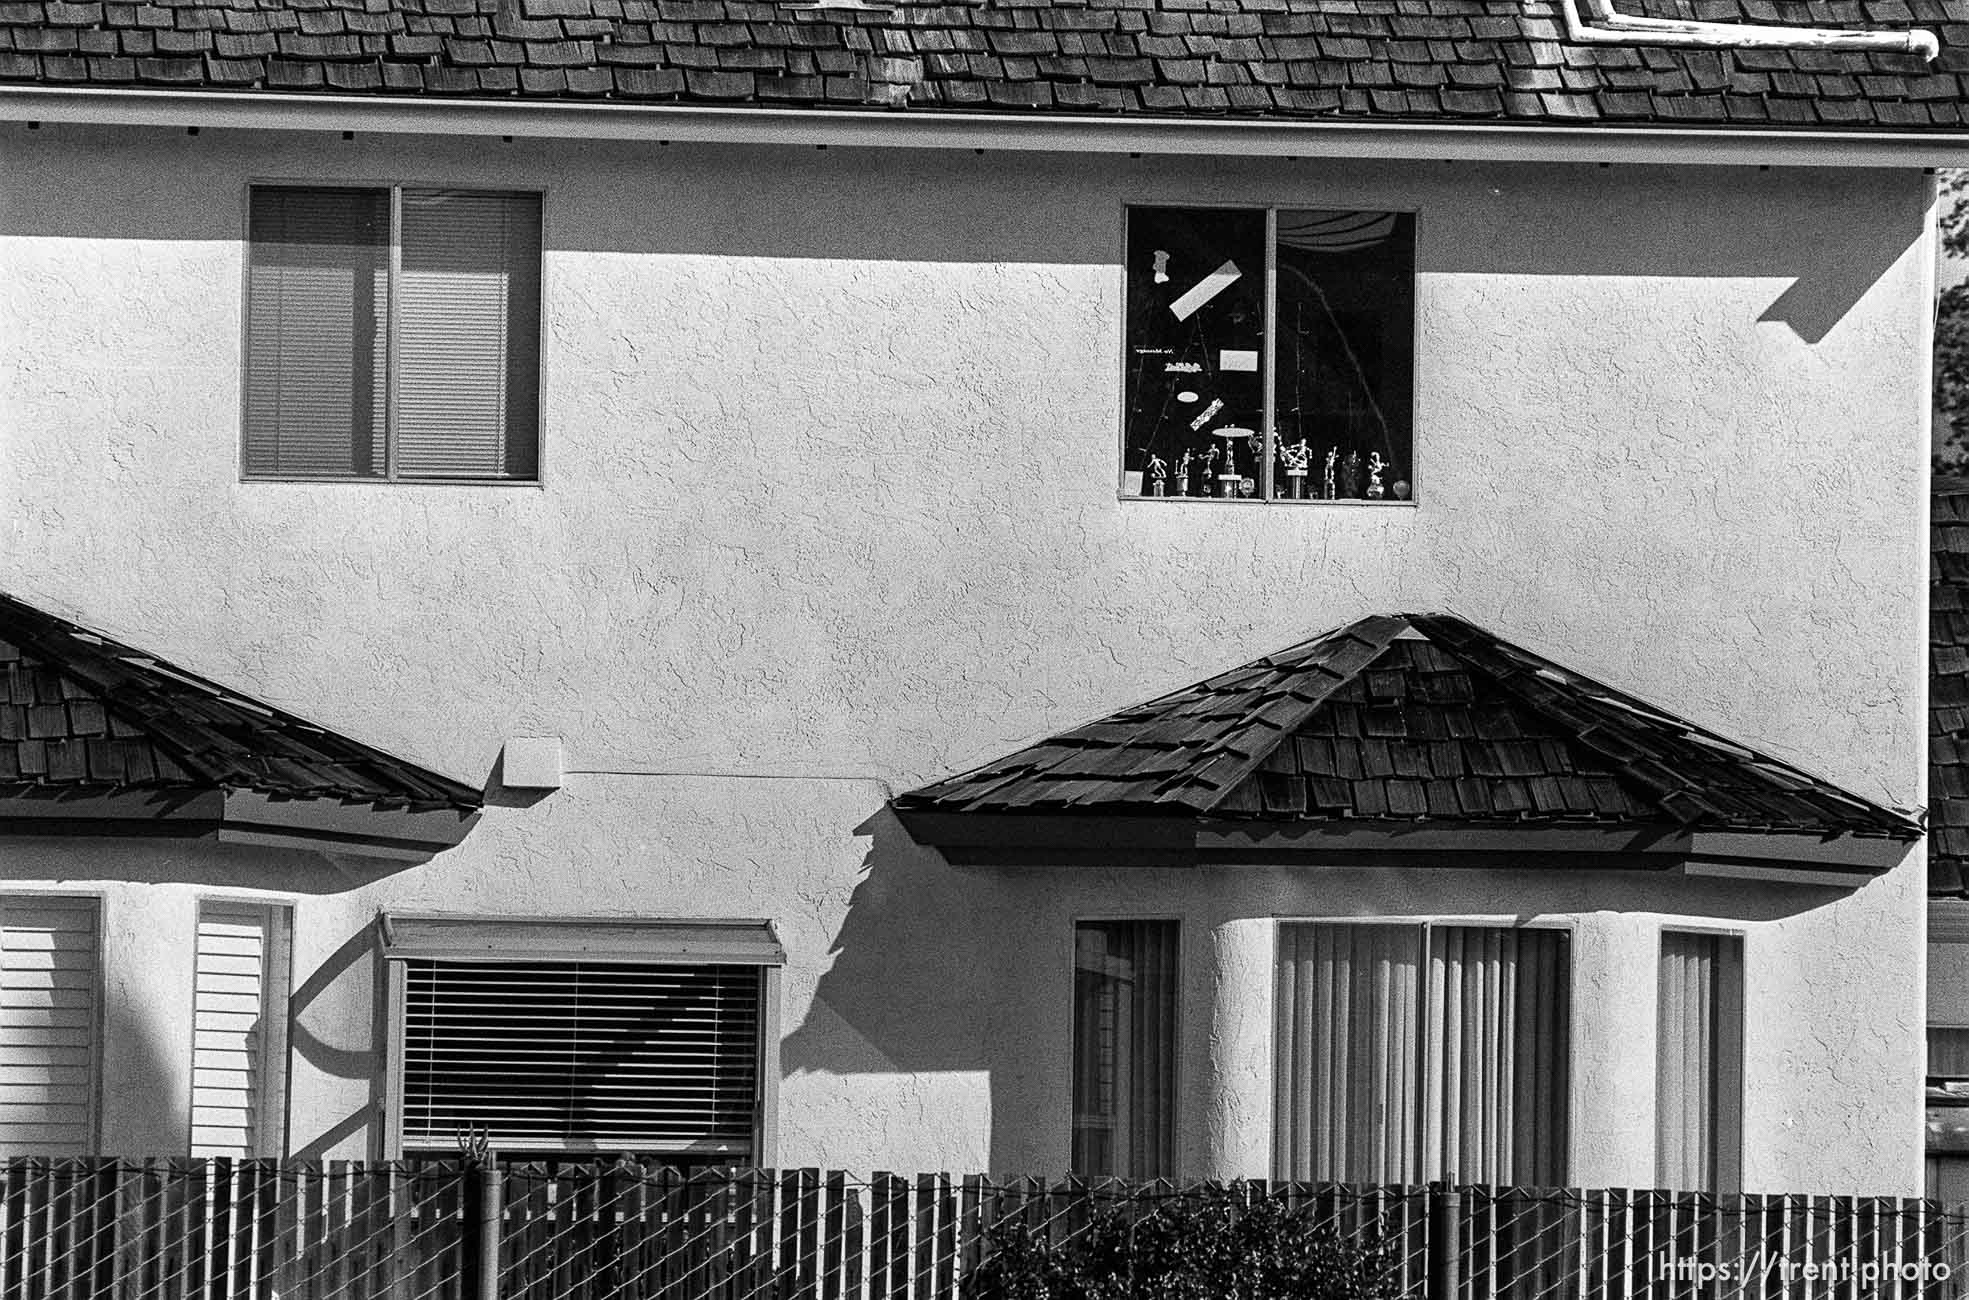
[{"x1": 1557, "y1": 0, "x2": 1939, "y2": 61}]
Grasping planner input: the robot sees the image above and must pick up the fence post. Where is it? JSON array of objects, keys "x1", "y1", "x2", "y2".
[
  {"x1": 1428, "y1": 1182, "x2": 1464, "y2": 1300},
  {"x1": 472, "y1": 1164, "x2": 503, "y2": 1300}
]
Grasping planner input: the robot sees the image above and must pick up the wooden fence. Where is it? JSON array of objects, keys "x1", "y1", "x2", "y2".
[{"x1": 0, "y1": 1160, "x2": 1967, "y2": 1300}]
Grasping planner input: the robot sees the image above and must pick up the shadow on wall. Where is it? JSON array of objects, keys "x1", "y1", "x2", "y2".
[
  {"x1": 0, "y1": 836, "x2": 424, "y2": 894},
  {"x1": 100, "y1": 985, "x2": 178, "y2": 1155},
  {"x1": 287, "y1": 921, "x2": 383, "y2": 1161}
]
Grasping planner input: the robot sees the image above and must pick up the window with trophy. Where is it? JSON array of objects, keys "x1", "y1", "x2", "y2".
[{"x1": 1122, "y1": 207, "x2": 1415, "y2": 503}]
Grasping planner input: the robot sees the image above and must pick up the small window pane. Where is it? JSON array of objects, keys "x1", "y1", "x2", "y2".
[
  {"x1": 1072, "y1": 921, "x2": 1177, "y2": 1178},
  {"x1": 1932, "y1": 1026, "x2": 1969, "y2": 1079},
  {"x1": 1273, "y1": 210, "x2": 1414, "y2": 500},
  {"x1": 1657, "y1": 930, "x2": 1744, "y2": 1192},
  {"x1": 1123, "y1": 209, "x2": 1266, "y2": 499},
  {"x1": 243, "y1": 187, "x2": 389, "y2": 479}
]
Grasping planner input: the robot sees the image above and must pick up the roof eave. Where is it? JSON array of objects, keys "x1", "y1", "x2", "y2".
[{"x1": 10, "y1": 86, "x2": 1969, "y2": 169}]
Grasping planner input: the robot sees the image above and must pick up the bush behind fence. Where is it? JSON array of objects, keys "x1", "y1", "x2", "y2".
[{"x1": 0, "y1": 1159, "x2": 1964, "y2": 1300}]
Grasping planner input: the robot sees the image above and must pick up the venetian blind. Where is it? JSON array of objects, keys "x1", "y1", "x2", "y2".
[
  {"x1": 1070, "y1": 920, "x2": 1177, "y2": 1179},
  {"x1": 393, "y1": 190, "x2": 542, "y2": 481},
  {"x1": 400, "y1": 960, "x2": 761, "y2": 1156},
  {"x1": 190, "y1": 902, "x2": 290, "y2": 1158},
  {"x1": 1657, "y1": 931, "x2": 1744, "y2": 1192},
  {"x1": 242, "y1": 187, "x2": 389, "y2": 479},
  {"x1": 0, "y1": 897, "x2": 99, "y2": 1156}
]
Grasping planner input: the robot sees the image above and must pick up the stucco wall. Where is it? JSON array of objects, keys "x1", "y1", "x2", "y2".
[{"x1": 0, "y1": 125, "x2": 1934, "y2": 1193}]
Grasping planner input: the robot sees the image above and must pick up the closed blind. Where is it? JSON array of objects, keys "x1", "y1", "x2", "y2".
[
  {"x1": 190, "y1": 902, "x2": 290, "y2": 1158},
  {"x1": 0, "y1": 898, "x2": 98, "y2": 1156},
  {"x1": 243, "y1": 187, "x2": 389, "y2": 479},
  {"x1": 393, "y1": 191, "x2": 542, "y2": 481},
  {"x1": 401, "y1": 960, "x2": 761, "y2": 1156},
  {"x1": 1657, "y1": 931, "x2": 1744, "y2": 1192},
  {"x1": 1071, "y1": 920, "x2": 1177, "y2": 1178}
]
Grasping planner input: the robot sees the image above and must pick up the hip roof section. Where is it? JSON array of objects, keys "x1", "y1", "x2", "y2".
[
  {"x1": 897, "y1": 612, "x2": 1919, "y2": 839},
  {"x1": 0, "y1": 592, "x2": 481, "y2": 811},
  {"x1": 0, "y1": 0, "x2": 1963, "y2": 132}
]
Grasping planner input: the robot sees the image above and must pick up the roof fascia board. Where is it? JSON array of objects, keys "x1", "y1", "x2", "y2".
[
  {"x1": 0, "y1": 786, "x2": 222, "y2": 836},
  {"x1": 221, "y1": 788, "x2": 478, "y2": 860},
  {"x1": 7, "y1": 86, "x2": 1969, "y2": 169}
]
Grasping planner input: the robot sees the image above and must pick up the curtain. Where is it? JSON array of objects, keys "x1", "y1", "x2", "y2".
[
  {"x1": 1273, "y1": 923, "x2": 1423, "y2": 1182},
  {"x1": 1071, "y1": 921, "x2": 1177, "y2": 1178},
  {"x1": 1657, "y1": 932, "x2": 1744, "y2": 1191}
]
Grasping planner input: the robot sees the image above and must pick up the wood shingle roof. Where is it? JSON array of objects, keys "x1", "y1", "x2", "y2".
[
  {"x1": 0, "y1": 0, "x2": 1965, "y2": 131},
  {"x1": 898, "y1": 612, "x2": 1919, "y2": 839},
  {"x1": 0, "y1": 592, "x2": 481, "y2": 810}
]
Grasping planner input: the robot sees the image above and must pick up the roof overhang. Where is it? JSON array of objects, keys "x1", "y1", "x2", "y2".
[
  {"x1": 897, "y1": 809, "x2": 1911, "y2": 880},
  {"x1": 7, "y1": 86, "x2": 1969, "y2": 169},
  {"x1": 0, "y1": 784, "x2": 478, "y2": 861}
]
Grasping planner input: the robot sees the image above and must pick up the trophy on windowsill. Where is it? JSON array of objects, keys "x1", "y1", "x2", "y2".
[
  {"x1": 1366, "y1": 452, "x2": 1387, "y2": 500},
  {"x1": 1214, "y1": 428, "x2": 1251, "y2": 499},
  {"x1": 1279, "y1": 439, "x2": 1312, "y2": 499},
  {"x1": 1340, "y1": 450, "x2": 1363, "y2": 499},
  {"x1": 1173, "y1": 450, "x2": 1192, "y2": 498},
  {"x1": 1148, "y1": 454, "x2": 1168, "y2": 497},
  {"x1": 1323, "y1": 447, "x2": 1337, "y2": 501}
]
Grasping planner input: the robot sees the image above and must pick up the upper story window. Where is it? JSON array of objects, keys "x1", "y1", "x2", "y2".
[
  {"x1": 1122, "y1": 206, "x2": 1414, "y2": 503},
  {"x1": 243, "y1": 185, "x2": 542, "y2": 483}
]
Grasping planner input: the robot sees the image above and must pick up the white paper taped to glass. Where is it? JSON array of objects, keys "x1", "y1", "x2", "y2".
[{"x1": 1169, "y1": 260, "x2": 1242, "y2": 322}]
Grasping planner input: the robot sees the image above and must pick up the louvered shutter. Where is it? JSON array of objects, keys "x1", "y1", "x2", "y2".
[
  {"x1": 400, "y1": 960, "x2": 761, "y2": 1156},
  {"x1": 190, "y1": 902, "x2": 290, "y2": 1158},
  {"x1": 0, "y1": 897, "x2": 98, "y2": 1156},
  {"x1": 242, "y1": 187, "x2": 389, "y2": 478},
  {"x1": 392, "y1": 191, "x2": 542, "y2": 481}
]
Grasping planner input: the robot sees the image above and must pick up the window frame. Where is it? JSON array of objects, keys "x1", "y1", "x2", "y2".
[
  {"x1": 1655, "y1": 924, "x2": 1745, "y2": 1192},
  {"x1": 1115, "y1": 199, "x2": 1421, "y2": 507},
  {"x1": 376, "y1": 914, "x2": 782, "y2": 1164},
  {"x1": 1066, "y1": 912, "x2": 1183, "y2": 1181},
  {"x1": 237, "y1": 177, "x2": 551, "y2": 488},
  {"x1": 1268, "y1": 914, "x2": 1577, "y2": 1185}
]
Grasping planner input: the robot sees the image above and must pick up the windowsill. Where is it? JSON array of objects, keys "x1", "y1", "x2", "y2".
[
  {"x1": 240, "y1": 477, "x2": 545, "y2": 487},
  {"x1": 1120, "y1": 494, "x2": 1417, "y2": 507}
]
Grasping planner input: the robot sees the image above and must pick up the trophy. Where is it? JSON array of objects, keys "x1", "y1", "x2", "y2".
[
  {"x1": 1278, "y1": 439, "x2": 1311, "y2": 499},
  {"x1": 1323, "y1": 447, "x2": 1337, "y2": 500},
  {"x1": 1173, "y1": 450, "x2": 1192, "y2": 497},
  {"x1": 1214, "y1": 428, "x2": 1251, "y2": 499},
  {"x1": 1367, "y1": 452, "x2": 1386, "y2": 500},
  {"x1": 1340, "y1": 450, "x2": 1363, "y2": 499},
  {"x1": 1147, "y1": 454, "x2": 1168, "y2": 497}
]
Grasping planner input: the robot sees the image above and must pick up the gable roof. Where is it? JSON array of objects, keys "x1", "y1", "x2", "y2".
[
  {"x1": 896, "y1": 612, "x2": 1918, "y2": 841},
  {"x1": 0, "y1": 592, "x2": 480, "y2": 811},
  {"x1": 1936, "y1": 478, "x2": 1969, "y2": 895},
  {"x1": 0, "y1": 0, "x2": 1963, "y2": 133}
]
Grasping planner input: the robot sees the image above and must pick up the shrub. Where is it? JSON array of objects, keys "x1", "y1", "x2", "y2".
[{"x1": 962, "y1": 1182, "x2": 1401, "y2": 1300}]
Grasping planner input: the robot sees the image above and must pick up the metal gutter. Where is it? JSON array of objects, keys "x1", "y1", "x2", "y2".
[{"x1": 6, "y1": 84, "x2": 1969, "y2": 168}]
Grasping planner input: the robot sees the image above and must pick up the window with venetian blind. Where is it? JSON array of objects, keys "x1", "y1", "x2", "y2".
[
  {"x1": 243, "y1": 185, "x2": 542, "y2": 482},
  {"x1": 1656, "y1": 930, "x2": 1743, "y2": 1193},
  {"x1": 398, "y1": 960, "x2": 766, "y2": 1161},
  {"x1": 189, "y1": 901, "x2": 293, "y2": 1159},
  {"x1": 1272, "y1": 922, "x2": 1570, "y2": 1186},
  {"x1": 0, "y1": 897, "x2": 100, "y2": 1157},
  {"x1": 1071, "y1": 920, "x2": 1177, "y2": 1179}
]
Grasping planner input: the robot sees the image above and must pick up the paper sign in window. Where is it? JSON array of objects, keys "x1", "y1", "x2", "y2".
[
  {"x1": 1169, "y1": 260, "x2": 1242, "y2": 322},
  {"x1": 1219, "y1": 349, "x2": 1259, "y2": 373}
]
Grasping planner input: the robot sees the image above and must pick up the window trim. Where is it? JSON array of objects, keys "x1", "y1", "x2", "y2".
[
  {"x1": 237, "y1": 177, "x2": 552, "y2": 488},
  {"x1": 1066, "y1": 912, "x2": 1183, "y2": 1181},
  {"x1": 1267, "y1": 914, "x2": 1578, "y2": 1184},
  {"x1": 376, "y1": 914, "x2": 782, "y2": 1163},
  {"x1": 1656, "y1": 924, "x2": 1746, "y2": 1193},
  {"x1": 1114, "y1": 198, "x2": 1422, "y2": 508}
]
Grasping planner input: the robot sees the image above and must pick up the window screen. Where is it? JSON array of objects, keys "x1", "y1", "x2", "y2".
[
  {"x1": 1071, "y1": 920, "x2": 1177, "y2": 1178},
  {"x1": 0, "y1": 897, "x2": 99, "y2": 1156},
  {"x1": 244, "y1": 186, "x2": 541, "y2": 482},
  {"x1": 400, "y1": 959, "x2": 763, "y2": 1158}
]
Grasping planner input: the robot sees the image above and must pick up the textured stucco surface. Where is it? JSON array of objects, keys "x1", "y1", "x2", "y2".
[{"x1": 0, "y1": 126, "x2": 1934, "y2": 1192}]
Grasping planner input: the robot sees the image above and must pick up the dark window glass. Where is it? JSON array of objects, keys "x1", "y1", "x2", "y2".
[
  {"x1": 1071, "y1": 920, "x2": 1177, "y2": 1178},
  {"x1": 1122, "y1": 207, "x2": 1414, "y2": 502}
]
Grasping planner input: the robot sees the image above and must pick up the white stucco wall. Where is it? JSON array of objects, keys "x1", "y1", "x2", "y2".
[{"x1": 0, "y1": 125, "x2": 1934, "y2": 1193}]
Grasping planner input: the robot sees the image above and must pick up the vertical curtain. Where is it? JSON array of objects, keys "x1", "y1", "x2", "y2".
[
  {"x1": 394, "y1": 190, "x2": 542, "y2": 480},
  {"x1": 1426, "y1": 926, "x2": 1569, "y2": 1186},
  {"x1": 1071, "y1": 921, "x2": 1177, "y2": 1178},
  {"x1": 1657, "y1": 932, "x2": 1744, "y2": 1191},
  {"x1": 1273, "y1": 923, "x2": 1423, "y2": 1183},
  {"x1": 242, "y1": 186, "x2": 389, "y2": 478}
]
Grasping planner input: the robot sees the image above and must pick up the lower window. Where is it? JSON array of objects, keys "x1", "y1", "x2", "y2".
[
  {"x1": 385, "y1": 917, "x2": 781, "y2": 1164},
  {"x1": 1656, "y1": 930, "x2": 1743, "y2": 1192},
  {"x1": 1071, "y1": 920, "x2": 1177, "y2": 1178},
  {"x1": 1273, "y1": 922, "x2": 1570, "y2": 1185}
]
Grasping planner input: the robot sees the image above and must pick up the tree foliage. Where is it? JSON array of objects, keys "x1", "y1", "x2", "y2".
[
  {"x1": 1936, "y1": 172, "x2": 1969, "y2": 477},
  {"x1": 961, "y1": 1183, "x2": 1401, "y2": 1300}
]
